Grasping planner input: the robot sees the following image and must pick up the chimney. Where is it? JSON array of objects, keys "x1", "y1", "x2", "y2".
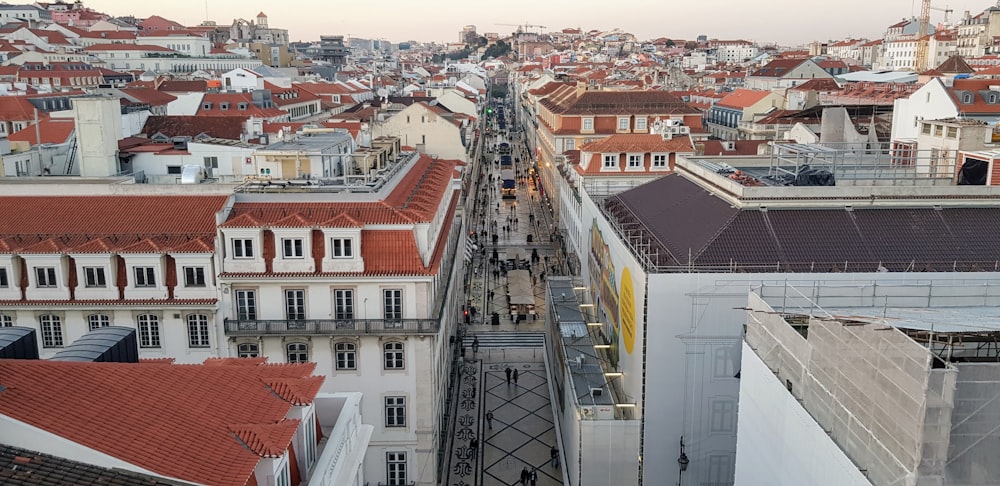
[{"x1": 576, "y1": 80, "x2": 586, "y2": 97}]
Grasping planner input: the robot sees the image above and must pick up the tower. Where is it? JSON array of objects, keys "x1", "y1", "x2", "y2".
[{"x1": 256, "y1": 12, "x2": 267, "y2": 28}]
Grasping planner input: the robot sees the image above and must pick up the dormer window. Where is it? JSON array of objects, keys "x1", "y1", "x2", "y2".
[
  {"x1": 220, "y1": 102, "x2": 230, "y2": 110},
  {"x1": 583, "y1": 117, "x2": 594, "y2": 131},
  {"x1": 238, "y1": 102, "x2": 248, "y2": 110},
  {"x1": 203, "y1": 102, "x2": 213, "y2": 110},
  {"x1": 618, "y1": 117, "x2": 629, "y2": 131},
  {"x1": 602, "y1": 154, "x2": 619, "y2": 169},
  {"x1": 991, "y1": 93, "x2": 998, "y2": 104},
  {"x1": 331, "y1": 238, "x2": 353, "y2": 258},
  {"x1": 963, "y1": 93, "x2": 974, "y2": 104}
]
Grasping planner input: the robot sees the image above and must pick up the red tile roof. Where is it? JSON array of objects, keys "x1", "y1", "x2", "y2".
[
  {"x1": 0, "y1": 196, "x2": 227, "y2": 254},
  {"x1": 749, "y1": 59, "x2": 809, "y2": 77},
  {"x1": 716, "y1": 89, "x2": 774, "y2": 109},
  {"x1": 143, "y1": 115, "x2": 247, "y2": 140},
  {"x1": 579, "y1": 133, "x2": 694, "y2": 154},
  {"x1": 0, "y1": 359, "x2": 320, "y2": 486},
  {"x1": 7, "y1": 118, "x2": 74, "y2": 145},
  {"x1": 83, "y1": 43, "x2": 174, "y2": 52}
]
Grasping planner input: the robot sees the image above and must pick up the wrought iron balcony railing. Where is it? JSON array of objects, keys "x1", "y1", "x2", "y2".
[{"x1": 224, "y1": 318, "x2": 441, "y2": 336}]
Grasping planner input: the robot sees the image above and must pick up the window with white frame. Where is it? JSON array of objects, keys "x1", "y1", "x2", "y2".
[
  {"x1": 386, "y1": 451, "x2": 407, "y2": 485},
  {"x1": 602, "y1": 154, "x2": 619, "y2": 169},
  {"x1": 618, "y1": 117, "x2": 629, "y2": 130},
  {"x1": 707, "y1": 455, "x2": 734, "y2": 483},
  {"x1": 235, "y1": 289, "x2": 257, "y2": 320},
  {"x1": 285, "y1": 289, "x2": 306, "y2": 320},
  {"x1": 334, "y1": 289, "x2": 354, "y2": 319},
  {"x1": 237, "y1": 342, "x2": 259, "y2": 358},
  {"x1": 39, "y1": 315, "x2": 63, "y2": 347},
  {"x1": 87, "y1": 314, "x2": 110, "y2": 331},
  {"x1": 286, "y1": 342, "x2": 309, "y2": 363},
  {"x1": 652, "y1": 154, "x2": 668, "y2": 168},
  {"x1": 331, "y1": 238, "x2": 353, "y2": 258},
  {"x1": 183, "y1": 267, "x2": 206, "y2": 287},
  {"x1": 627, "y1": 154, "x2": 642, "y2": 168},
  {"x1": 0, "y1": 267, "x2": 7, "y2": 288},
  {"x1": 137, "y1": 314, "x2": 161, "y2": 348},
  {"x1": 275, "y1": 460, "x2": 290, "y2": 486},
  {"x1": 187, "y1": 314, "x2": 210, "y2": 348},
  {"x1": 565, "y1": 139, "x2": 575, "y2": 150},
  {"x1": 303, "y1": 411, "x2": 317, "y2": 468},
  {"x1": 713, "y1": 347, "x2": 734, "y2": 377},
  {"x1": 336, "y1": 342, "x2": 356, "y2": 369},
  {"x1": 0, "y1": 314, "x2": 12, "y2": 327},
  {"x1": 710, "y1": 399, "x2": 736, "y2": 432},
  {"x1": 282, "y1": 238, "x2": 304, "y2": 258},
  {"x1": 635, "y1": 118, "x2": 647, "y2": 131},
  {"x1": 83, "y1": 267, "x2": 106, "y2": 287},
  {"x1": 133, "y1": 267, "x2": 155, "y2": 287},
  {"x1": 385, "y1": 396, "x2": 406, "y2": 427},
  {"x1": 383, "y1": 289, "x2": 402, "y2": 320},
  {"x1": 203, "y1": 156, "x2": 218, "y2": 169},
  {"x1": 384, "y1": 341, "x2": 404, "y2": 369},
  {"x1": 232, "y1": 238, "x2": 254, "y2": 258},
  {"x1": 582, "y1": 118, "x2": 593, "y2": 131},
  {"x1": 35, "y1": 267, "x2": 57, "y2": 288}
]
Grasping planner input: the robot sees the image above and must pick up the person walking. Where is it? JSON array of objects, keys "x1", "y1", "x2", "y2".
[
  {"x1": 550, "y1": 445, "x2": 559, "y2": 468},
  {"x1": 520, "y1": 467, "x2": 530, "y2": 485},
  {"x1": 505, "y1": 367, "x2": 512, "y2": 384},
  {"x1": 469, "y1": 436, "x2": 478, "y2": 459},
  {"x1": 513, "y1": 368, "x2": 519, "y2": 386},
  {"x1": 472, "y1": 337, "x2": 480, "y2": 356},
  {"x1": 486, "y1": 409, "x2": 494, "y2": 430},
  {"x1": 529, "y1": 468, "x2": 538, "y2": 486}
]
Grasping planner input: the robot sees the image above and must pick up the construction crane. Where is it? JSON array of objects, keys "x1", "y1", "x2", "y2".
[
  {"x1": 930, "y1": 4, "x2": 953, "y2": 23},
  {"x1": 914, "y1": 0, "x2": 932, "y2": 73},
  {"x1": 494, "y1": 23, "x2": 547, "y2": 34}
]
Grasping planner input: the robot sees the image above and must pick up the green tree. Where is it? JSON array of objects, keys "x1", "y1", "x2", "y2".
[
  {"x1": 483, "y1": 40, "x2": 511, "y2": 59},
  {"x1": 490, "y1": 85, "x2": 508, "y2": 98}
]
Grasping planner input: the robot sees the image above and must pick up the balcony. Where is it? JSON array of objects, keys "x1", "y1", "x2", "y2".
[{"x1": 224, "y1": 318, "x2": 441, "y2": 336}]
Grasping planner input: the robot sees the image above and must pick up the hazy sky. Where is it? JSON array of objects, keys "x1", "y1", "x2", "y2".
[{"x1": 79, "y1": 0, "x2": 997, "y2": 45}]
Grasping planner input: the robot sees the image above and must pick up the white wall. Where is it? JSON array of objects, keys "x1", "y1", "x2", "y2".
[
  {"x1": 890, "y1": 79, "x2": 958, "y2": 141},
  {"x1": 735, "y1": 341, "x2": 873, "y2": 486}
]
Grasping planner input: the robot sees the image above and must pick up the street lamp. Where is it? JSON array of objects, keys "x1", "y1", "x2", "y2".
[{"x1": 677, "y1": 436, "x2": 689, "y2": 486}]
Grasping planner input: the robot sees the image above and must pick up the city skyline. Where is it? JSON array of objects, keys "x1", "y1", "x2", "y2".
[{"x1": 77, "y1": 0, "x2": 995, "y2": 46}]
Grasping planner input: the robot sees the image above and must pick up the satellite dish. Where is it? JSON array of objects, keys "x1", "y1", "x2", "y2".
[{"x1": 652, "y1": 120, "x2": 663, "y2": 132}]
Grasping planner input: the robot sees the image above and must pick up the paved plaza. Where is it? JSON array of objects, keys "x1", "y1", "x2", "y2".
[{"x1": 443, "y1": 111, "x2": 567, "y2": 485}]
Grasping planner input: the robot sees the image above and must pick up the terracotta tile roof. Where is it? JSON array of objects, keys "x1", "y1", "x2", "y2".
[
  {"x1": 265, "y1": 377, "x2": 326, "y2": 405},
  {"x1": 157, "y1": 80, "x2": 207, "y2": 93},
  {"x1": 948, "y1": 79, "x2": 1000, "y2": 114},
  {"x1": 0, "y1": 95, "x2": 48, "y2": 121},
  {"x1": 749, "y1": 59, "x2": 808, "y2": 77},
  {"x1": 198, "y1": 93, "x2": 286, "y2": 119},
  {"x1": 936, "y1": 55, "x2": 975, "y2": 74},
  {"x1": 0, "y1": 359, "x2": 319, "y2": 486},
  {"x1": 700, "y1": 139, "x2": 769, "y2": 156},
  {"x1": 541, "y1": 89, "x2": 698, "y2": 116},
  {"x1": 716, "y1": 89, "x2": 773, "y2": 109},
  {"x1": 142, "y1": 115, "x2": 248, "y2": 140},
  {"x1": 119, "y1": 87, "x2": 177, "y2": 106},
  {"x1": 579, "y1": 133, "x2": 694, "y2": 154},
  {"x1": 0, "y1": 444, "x2": 179, "y2": 485},
  {"x1": 787, "y1": 78, "x2": 841, "y2": 91},
  {"x1": 7, "y1": 118, "x2": 73, "y2": 145},
  {"x1": 0, "y1": 196, "x2": 227, "y2": 254},
  {"x1": 230, "y1": 420, "x2": 301, "y2": 458}
]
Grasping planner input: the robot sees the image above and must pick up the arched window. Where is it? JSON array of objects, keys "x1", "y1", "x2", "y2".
[
  {"x1": 286, "y1": 342, "x2": 309, "y2": 363},
  {"x1": 383, "y1": 341, "x2": 404, "y2": 370},
  {"x1": 237, "y1": 342, "x2": 259, "y2": 358},
  {"x1": 88, "y1": 314, "x2": 110, "y2": 331},
  {"x1": 335, "y1": 342, "x2": 356, "y2": 370}
]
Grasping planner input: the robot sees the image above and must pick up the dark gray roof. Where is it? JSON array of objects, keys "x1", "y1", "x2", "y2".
[
  {"x1": 0, "y1": 444, "x2": 185, "y2": 485},
  {"x1": 604, "y1": 174, "x2": 1000, "y2": 272}
]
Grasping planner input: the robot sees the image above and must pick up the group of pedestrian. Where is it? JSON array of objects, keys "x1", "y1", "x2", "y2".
[
  {"x1": 504, "y1": 366, "x2": 520, "y2": 386},
  {"x1": 519, "y1": 466, "x2": 538, "y2": 485}
]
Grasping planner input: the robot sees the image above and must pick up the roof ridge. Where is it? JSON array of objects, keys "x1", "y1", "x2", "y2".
[{"x1": 229, "y1": 419, "x2": 301, "y2": 458}]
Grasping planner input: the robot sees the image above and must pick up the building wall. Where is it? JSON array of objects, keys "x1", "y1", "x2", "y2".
[
  {"x1": 378, "y1": 104, "x2": 468, "y2": 162},
  {"x1": 735, "y1": 341, "x2": 874, "y2": 486},
  {"x1": 890, "y1": 80, "x2": 959, "y2": 141}
]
